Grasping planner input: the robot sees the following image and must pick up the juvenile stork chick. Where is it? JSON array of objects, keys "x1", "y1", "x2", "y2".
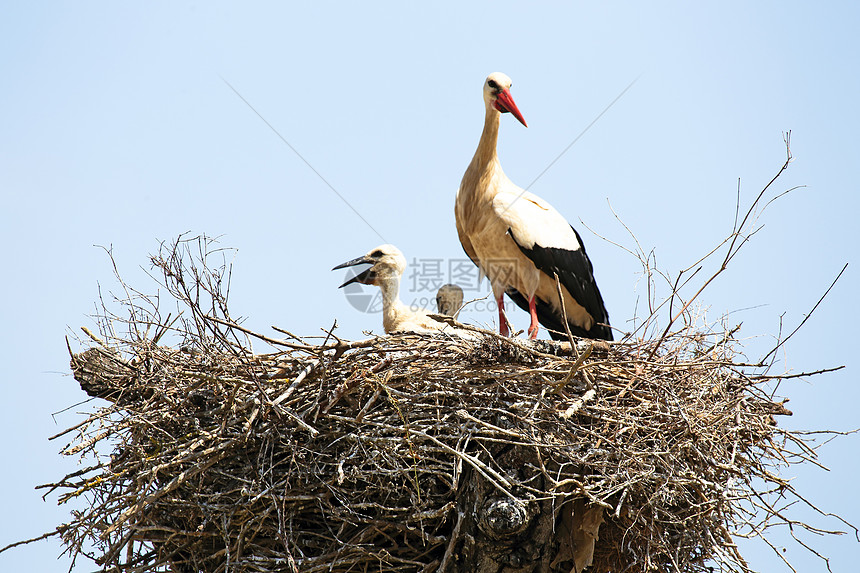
[
  {"x1": 436, "y1": 284, "x2": 464, "y2": 318},
  {"x1": 334, "y1": 244, "x2": 443, "y2": 334}
]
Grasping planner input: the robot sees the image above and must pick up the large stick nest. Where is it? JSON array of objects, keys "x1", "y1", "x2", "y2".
[{"x1": 32, "y1": 232, "x2": 851, "y2": 573}]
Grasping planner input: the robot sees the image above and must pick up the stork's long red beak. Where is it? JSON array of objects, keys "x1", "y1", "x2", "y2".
[{"x1": 494, "y1": 88, "x2": 527, "y2": 127}]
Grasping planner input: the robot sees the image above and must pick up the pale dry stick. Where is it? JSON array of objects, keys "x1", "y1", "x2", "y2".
[
  {"x1": 0, "y1": 530, "x2": 63, "y2": 555},
  {"x1": 354, "y1": 385, "x2": 383, "y2": 424},
  {"x1": 547, "y1": 475, "x2": 614, "y2": 510},
  {"x1": 553, "y1": 272, "x2": 578, "y2": 353},
  {"x1": 270, "y1": 325, "x2": 308, "y2": 344},
  {"x1": 317, "y1": 319, "x2": 339, "y2": 351},
  {"x1": 550, "y1": 348, "x2": 593, "y2": 395},
  {"x1": 80, "y1": 325, "x2": 109, "y2": 348},
  {"x1": 271, "y1": 360, "x2": 319, "y2": 406},
  {"x1": 76, "y1": 332, "x2": 134, "y2": 372},
  {"x1": 206, "y1": 315, "x2": 322, "y2": 354},
  {"x1": 209, "y1": 315, "x2": 382, "y2": 359},
  {"x1": 35, "y1": 463, "x2": 104, "y2": 502},
  {"x1": 456, "y1": 409, "x2": 527, "y2": 439},
  {"x1": 457, "y1": 291, "x2": 493, "y2": 313},
  {"x1": 751, "y1": 365, "x2": 846, "y2": 381},
  {"x1": 559, "y1": 388, "x2": 597, "y2": 420},
  {"x1": 613, "y1": 487, "x2": 628, "y2": 519}
]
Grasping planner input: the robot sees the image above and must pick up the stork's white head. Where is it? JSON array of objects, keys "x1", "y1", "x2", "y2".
[
  {"x1": 483, "y1": 72, "x2": 527, "y2": 127},
  {"x1": 333, "y1": 244, "x2": 407, "y2": 288}
]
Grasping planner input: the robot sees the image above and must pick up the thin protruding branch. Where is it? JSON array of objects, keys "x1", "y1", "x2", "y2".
[
  {"x1": 647, "y1": 132, "x2": 797, "y2": 359},
  {"x1": 760, "y1": 262, "x2": 848, "y2": 364}
]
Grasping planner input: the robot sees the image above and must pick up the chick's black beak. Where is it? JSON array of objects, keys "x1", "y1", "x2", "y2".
[
  {"x1": 338, "y1": 268, "x2": 376, "y2": 288},
  {"x1": 333, "y1": 254, "x2": 377, "y2": 288},
  {"x1": 332, "y1": 254, "x2": 374, "y2": 271}
]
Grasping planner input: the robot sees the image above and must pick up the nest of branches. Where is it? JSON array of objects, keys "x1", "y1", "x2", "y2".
[
  {"x1": 33, "y1": 231, "x2": 843, "y2": 573},
  {"x1": 10, "y1": 138, "x2": 852, "y2": 572}
]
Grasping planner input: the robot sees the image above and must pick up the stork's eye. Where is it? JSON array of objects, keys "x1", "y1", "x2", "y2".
[
  {"x1": 371, "y1": 250, "x2": 384, "y2": 258},
  {"x1": 488, "y1": 79, "x2": 498, "y2": 90}
]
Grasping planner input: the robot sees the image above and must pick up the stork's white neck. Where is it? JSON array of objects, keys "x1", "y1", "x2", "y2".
[
  {"x1": 377, "y1": 274, "x2": 400, "y2": 308},
  {"x1": 376, "y1": 273, "x2": 406, "y2": 333},
  {"x1": 460, "y1": 106, "x2": 504, "y2": 204},
  {"x1": 474, "y1": 106, "x2": 501, "y2": 170}
]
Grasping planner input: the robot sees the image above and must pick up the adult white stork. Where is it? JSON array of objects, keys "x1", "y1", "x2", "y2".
[
  {"x1": 334, "y1": 244, "x2": 446, "y2": 334},
  {"x1": 455, "y1": 72, "x2": 612, "y2": 341}
]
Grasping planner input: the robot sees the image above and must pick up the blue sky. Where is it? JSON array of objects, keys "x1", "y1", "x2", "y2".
[{"x1": 2, "y1": 2, "x2": 858, "y2": 570}]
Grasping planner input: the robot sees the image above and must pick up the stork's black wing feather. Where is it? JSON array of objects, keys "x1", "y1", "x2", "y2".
[{"x1": 507, "y1": 226, "x2": 613, "y2": 341}]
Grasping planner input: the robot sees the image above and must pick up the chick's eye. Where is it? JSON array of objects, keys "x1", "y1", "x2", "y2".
[
  {"x1": 488, "y1": 79, "x2": 498, "y2": 90},
  {"x1": 371, "y1": 250, "x2": 383, "y2": 258}
]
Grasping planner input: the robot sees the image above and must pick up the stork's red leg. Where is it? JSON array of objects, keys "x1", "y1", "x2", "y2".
[
  {"x1": 497, "y1": 293, "x2": 509, "y2": 337},
  {"x1": 528, "y1": 296, "x2": 539, "y2": 339}
]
